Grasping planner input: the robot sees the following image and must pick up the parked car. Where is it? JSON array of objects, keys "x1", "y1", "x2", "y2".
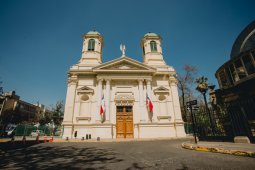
[
  {"x1": 4, "y1": 124, "x2": 16, "y2": 137},
  {"x1": 30, "y1": 130, "x2": 44, "y2": 137},
  {"x1": 54, "y1": 130, "x2": 62, "y2": 136}
]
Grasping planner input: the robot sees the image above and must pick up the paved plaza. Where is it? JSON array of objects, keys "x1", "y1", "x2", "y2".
[{"x1": 1, "y1": 139, "x2": 255, "y2": 169}]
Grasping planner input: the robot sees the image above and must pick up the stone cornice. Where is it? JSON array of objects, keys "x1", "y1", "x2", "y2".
[
  {"x1": 169, "y1": 76, "x2": 178, "y2": 85},
  {"x1": 154, "y1": 86, "x2": 170, "y2": 94},
  {"x1": 69, "y1": 70, "x2": 96, "y2": 75},
  {"x1": 93, "y1": 69, "x2": 155, "y2": 73},
  {"x1": 77, "y1": 86, "x2": 94, "y2": 94},
  {"x1": 67, "y1": 75, "x2": 78, "y2": 85},
  {"x1": 96, "y1": 75, "x2": 152, "y2": 80}
]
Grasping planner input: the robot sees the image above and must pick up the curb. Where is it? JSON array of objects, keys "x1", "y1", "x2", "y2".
[
  {"x1": 53, "y1": 137, "x2": 190, "y2": 143},
  {"x1": 1, "y1": 137, "x2": 192, "y2": 143},
  {"x1": 181, "y1": 142, "x2": 255, "y2": 158}
]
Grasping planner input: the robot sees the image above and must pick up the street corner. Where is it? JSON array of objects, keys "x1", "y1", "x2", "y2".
[{"x1": 181, "y1": 142, "x2": 255, "y2": 158}]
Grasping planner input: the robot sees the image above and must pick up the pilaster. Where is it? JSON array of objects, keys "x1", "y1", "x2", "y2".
[
  {"x1": 138, "y1": 79, "x2": 145, "y2": 121},
  {"x1": 96, "y1": 79, "x2": 103, "y2": 121},
  {"x1": 169, "y1": 76, "x2": 183, "y2": 121},
  {"x1": 63, "y1": 75, "x2": 78, "y2": 124},
  {"x1": 105, "y1": 79, "x2": 111, "y2": 121}
]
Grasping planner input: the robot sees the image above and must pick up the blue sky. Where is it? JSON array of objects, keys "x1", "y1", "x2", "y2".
[{"x1": 0, "y1": 0, "x2": 255, "y2": 106}]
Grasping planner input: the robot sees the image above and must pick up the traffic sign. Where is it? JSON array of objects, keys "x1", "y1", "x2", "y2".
[
  {"x1": 186, "y1": 100, "x2": 197, "y2": 106},
  {"x1": 193, "y1": 106, "x2": 199, "y2": 110}
]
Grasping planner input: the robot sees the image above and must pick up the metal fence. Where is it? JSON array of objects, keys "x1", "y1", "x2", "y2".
[{"x1": 14, "y1": 124, "x2": 51, "y2": 136}]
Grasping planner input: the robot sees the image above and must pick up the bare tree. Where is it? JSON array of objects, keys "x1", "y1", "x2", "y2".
[{"x1": 177, "y1": 65, "x2": 197, "y2": 122}]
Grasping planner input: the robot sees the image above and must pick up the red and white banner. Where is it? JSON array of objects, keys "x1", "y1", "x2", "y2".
[
  {"x1": 100, "y1": 94, "x2": 105, "y2": 117},
  {"x1": 146, "y1": 93, "x2": 153, "y2": 112}
]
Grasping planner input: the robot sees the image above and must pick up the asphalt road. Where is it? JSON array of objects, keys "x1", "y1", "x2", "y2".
[{"x1": 0, "y1": 139, "x2": 255, "y2": 170}]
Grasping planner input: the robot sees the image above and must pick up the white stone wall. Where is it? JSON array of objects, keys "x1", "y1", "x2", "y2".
[
  {"x1": 62, "y1": 32, "x2": 186, "y2": 139},
  {"x1": 62, "y1": 73, "x2": 186, "y2": 139}
]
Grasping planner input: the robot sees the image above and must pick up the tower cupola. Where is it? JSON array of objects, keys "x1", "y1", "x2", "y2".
[
  {"x1": 80, "y1": 30, "x2": 104, "y2": 65},
  {"x1": 140, "y1": 32, "x2": 166, "y2": 66}
]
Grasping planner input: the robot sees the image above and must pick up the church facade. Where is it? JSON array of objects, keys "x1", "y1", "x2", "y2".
[{"x1": 62, "y1": 31, "x2": 186, "y2": 139}]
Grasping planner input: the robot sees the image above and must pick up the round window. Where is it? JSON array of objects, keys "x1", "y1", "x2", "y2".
[
  {"x1": 81, "y1": 94, "x2": 89, "y2": 101},
  {"x1": 158, "y1": 95, "x2": 166, "y2": 101}
]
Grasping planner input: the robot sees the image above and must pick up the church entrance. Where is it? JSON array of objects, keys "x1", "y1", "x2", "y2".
[{"x1": 116, "y1": 106, "x2": 134, "y2": 138}]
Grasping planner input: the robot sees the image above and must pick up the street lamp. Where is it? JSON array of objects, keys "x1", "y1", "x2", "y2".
[{"x1": 196, "y1": 77, "x2": 215, "y2": 135}]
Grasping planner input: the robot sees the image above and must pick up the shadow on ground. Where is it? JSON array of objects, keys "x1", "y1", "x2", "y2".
[{"x1": 0, "y1": 141, "x2": 145, "y2": 169}]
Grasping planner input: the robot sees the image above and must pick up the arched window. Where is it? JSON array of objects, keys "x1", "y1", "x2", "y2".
[
  {"x1": 150, "y1": 41, "x2": 157, "y2": 52},
  {"x1": 88, "y1": 39, "x2": 95, "y2": 51}
]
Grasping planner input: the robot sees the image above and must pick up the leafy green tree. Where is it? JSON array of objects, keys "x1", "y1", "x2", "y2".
[
  {"x1": 39, "y1": 100, "x2": 64, "y2": 126},
  {"x1": 52, "y1": 100, "x2": 64, "y2": 126},
  {"x1": 39, "y1": 110, "x2": 52, "y2": 125}
]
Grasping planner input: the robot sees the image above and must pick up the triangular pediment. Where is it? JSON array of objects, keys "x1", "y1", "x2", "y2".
[
  {"x1": 77, "y1": 86, "x2": 94, "y2": 94},
  {"x1": 154, "y1": 86, "x2": 169, "y2": 93},
  {"x1": 93, "y1": 56, "x2": 156, "y2": 73}
]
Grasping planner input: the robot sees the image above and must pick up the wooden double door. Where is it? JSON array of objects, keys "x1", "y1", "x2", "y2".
[{"x1": 116, "y1": 106, "x2": 134, "y2": 138}]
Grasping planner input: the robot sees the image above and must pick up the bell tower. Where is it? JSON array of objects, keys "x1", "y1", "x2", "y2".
[
  {"x1": 80, "y1": 30, "x2": 104, "y2": 65},
  {"x1": 140, "y1": 32, "x2": 166, "y2": 66}
]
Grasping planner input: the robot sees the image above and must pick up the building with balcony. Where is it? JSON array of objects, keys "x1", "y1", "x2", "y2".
[
  {"x1": 0, "y1": 91, "x2": 45, "y2": 126},
  {"x1": 214, "y1": 20, "x2": 255, "y2": 142}
]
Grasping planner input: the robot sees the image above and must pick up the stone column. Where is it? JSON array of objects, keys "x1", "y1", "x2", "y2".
[
  {"x1": 169, "y1": 77, "x2": 182, "y2": 121},
  {"x1": 146, "y1": 79, "x2": 152, "y2": 121},
  {"x1": 96, "y1": 79, "x2": 103, "y2": 121},
  {"x1": 138, "y1": 79, "x2": 145, "y2": 121},
  {"x1": 62, "y1": 75, "x2": 77, "y2": 139},
  {"x1": 146, "y1": 79, "x2": 152, "y2": 99},
  {"x1": 105, "y1": 79, "x2": 111, "y2": 121},
  {"x1": 169, "y1": 76, "x2": 186, "y2": 137},
  {"x1": 63, "y1": 76, "x2": 77, "y2": 123}
]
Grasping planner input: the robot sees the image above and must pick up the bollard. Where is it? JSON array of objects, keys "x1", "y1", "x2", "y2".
[
  {"x1": 22, "y1": 136, "x2": 26, "y2": 145},
  {"x1": 89, "y1": 134, "x2": 91, "y2": 139},
  {"x1": 36, "y1": 135, "x2": 40, "y2": 144},
  {"x1": 97, "y1": 137, "x2": 100, "y2": 141},
  {"x1": 49, "y1": 136, "x2": 53, "y2": 143},
  {"x1": 44, "y1": 136, "x2": 47, "y2": 143},
  {"x1": 11, "y1": 136, "x2": 15, "y2": 145},
  {"x1": 74, "y1": 131, "x2": 77, "y2": 139},
  {"x1": 66, "y1": 137, "x2": 69, "y2": 141},
  {"x1": 82, "y1": 137, "x2": 84, "y2": 141},
  {"x1": 86, "y1": 134, "x2": 88, "y2": 140}
]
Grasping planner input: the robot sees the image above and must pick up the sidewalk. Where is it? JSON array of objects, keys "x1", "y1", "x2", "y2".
[
  {"x1": 182, "y1": 141, "x2": 255, "y2": 158},
  {"x1": 1, "y1": 136, "x2": 191, "y2": 143}
]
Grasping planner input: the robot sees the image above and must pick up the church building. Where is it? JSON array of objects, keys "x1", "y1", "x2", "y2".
[{"x1": 62, "y1": 31, "x2": 186, "y2": 139}]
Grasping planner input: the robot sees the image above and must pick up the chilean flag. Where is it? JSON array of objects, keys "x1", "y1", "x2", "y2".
[
  {"x1": 100, "y1": 95, "x2": 105, "y2": 116},
  {"x1": 146, "y1": 93, "x2": 153, "y2": 112}
]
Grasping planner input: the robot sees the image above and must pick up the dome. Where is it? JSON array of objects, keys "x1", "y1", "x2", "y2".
[
  {"x1": 86, "y1": 30, "x2": 101, "y2": 36},
  {"x1": 230, "y1": 20, "x2": 255, "y2": 59},
  {"x1": 144, "y1": 32, "x2": 159, "y2": 37}
]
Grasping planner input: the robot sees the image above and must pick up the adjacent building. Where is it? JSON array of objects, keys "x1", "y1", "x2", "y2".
[
  {"x1": 0, "y1": 91, "x2": 45, "y2": 125},
  {"x1": 62, "y1": 31, "x2": 186, "y2": 139},
  {"x1": 214, "y1": 20, "x2": 255, "y2": 142}
]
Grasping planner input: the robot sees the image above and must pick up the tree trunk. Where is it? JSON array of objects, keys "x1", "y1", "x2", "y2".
[
  {"x1": 203, "y1": 92, "x2": 214, "y2": 135},
  {"x1": 181, "y1": 84, "x2": 187, "y2": 121}
]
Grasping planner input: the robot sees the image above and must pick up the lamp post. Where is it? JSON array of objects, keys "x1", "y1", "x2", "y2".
[
  {"x1": 196, "y1": 76, "x2": 215, "y2": 135},
  {"x1": 202, "y1": 90, "x2": 215, "y2": 135},
  {"x1": 187, "y1": 100, "x2": 198, "y2": 144}
]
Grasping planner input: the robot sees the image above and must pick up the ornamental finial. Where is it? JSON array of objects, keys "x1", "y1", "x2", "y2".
[{"x1": 120, "y1": 43, "x2": 126, "y2": 56}]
